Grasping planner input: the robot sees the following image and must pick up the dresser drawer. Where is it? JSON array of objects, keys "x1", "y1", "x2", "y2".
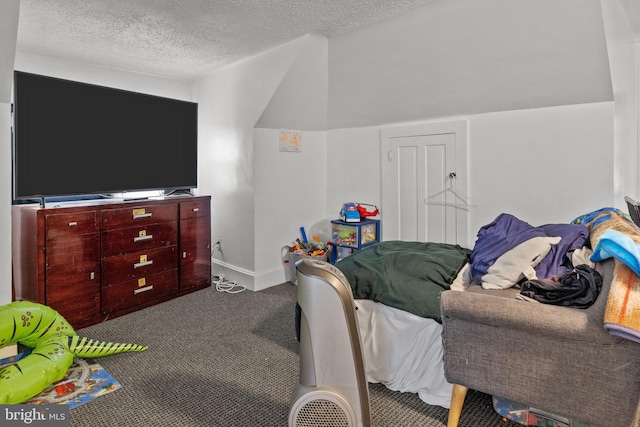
[
  {"x1": 102, "y1": 269, "x2": 178, "y2": 313},
  {"x1": 102, "y1": 222, "x2": 178, "y2": 257},
  {"x1": 46, "y1": 286, "x2": 99, "y2": 328},
  {"x1": 47, "y1": 274, "x2": 100, "y2": 301},
  {"x1": 102, "y1": 246, "x2": 177, "y2": 285},
  {"x1": 101, "y1": 203, "x2": 178, "y2": 230},
  {"x1": 180, "y1": 216, "x2": 211, "y2": 248},
  {"x1": 46, "y1": 277, "x2": 99, "y2": 306},
  {"x1": 45, "y1": 234, "x2": 100, "y2": 278},
  {"x1": 46, "y1": 211, "x2": 98, "y2": 238},
  {"x1": 180, "y1": 199, "x2": 210, "y2": 220}
]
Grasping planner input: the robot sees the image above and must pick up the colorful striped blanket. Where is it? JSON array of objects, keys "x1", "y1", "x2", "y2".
[{"x1": 586, "y1": 210, "x2": 640, "y2": 343}]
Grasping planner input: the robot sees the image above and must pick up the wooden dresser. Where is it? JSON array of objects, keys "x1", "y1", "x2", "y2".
[{"x1": 12, "y1": 196, "x2": 211, "y2": 328}]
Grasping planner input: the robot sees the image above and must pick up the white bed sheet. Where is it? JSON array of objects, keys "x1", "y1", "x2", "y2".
[{"x1": 354, "y1": 299, "x2": 453, "y2": 409}]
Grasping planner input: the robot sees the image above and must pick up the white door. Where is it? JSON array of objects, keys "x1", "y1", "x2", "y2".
[{"x1": 381, "y1": 120, "x2": 469, "y2": 245}]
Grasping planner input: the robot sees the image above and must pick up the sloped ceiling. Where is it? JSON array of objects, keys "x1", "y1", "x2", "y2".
[
  {"x1": 12, "y1": 0, "x2": 628, "y2": 129},
  {"x1": 14, "y1": 0, "x2": 640, "y2": 82},
  {"x1": 16, "y1": 0, "x2": 438, "y2": 80},
  {"x1": 255, "y1": 35, "x2": 328, "y2": 131},
  {"x1": 328, "y1": 0, "x2": 613, "y2": 128}
]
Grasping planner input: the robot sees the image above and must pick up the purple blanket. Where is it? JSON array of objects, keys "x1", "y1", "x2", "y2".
[{"x1": 470, "y1": 213, "x2": 589, "y2": 283}]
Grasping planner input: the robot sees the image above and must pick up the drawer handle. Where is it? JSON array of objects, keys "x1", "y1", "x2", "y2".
[
  {"x1": 68, "y1": 221, "x2": 78, "y2": 227},
  {"x1": 134, "y1": 285, "x2": 154, "y2": 295},
  {"x1": 133, "y1": 235, "x2": 153, "y2": 242},
  {"x1": 133, "y1": 213, "x2": 153, "y2": 219},
  {"x1": 133, "y1": 260, "x2": 153, "y2": 269},
  {"x1": 193, "y1": 208, "x2": 199, "y2": 212}
]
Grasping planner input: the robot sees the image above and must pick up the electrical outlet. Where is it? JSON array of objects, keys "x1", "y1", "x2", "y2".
[{"x1": 213, "y1": 236, "x2": 222, "y2": 252}]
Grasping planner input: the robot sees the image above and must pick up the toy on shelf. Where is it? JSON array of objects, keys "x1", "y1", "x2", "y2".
[
  {"x1": 339, "y1": 203, "x2": 360, "y2": 222},
  {"x1": 330, "y1": 218, "x2": 381, "y2": 264},
  {"x1": 339, "y1": 202, "x2": 379, "y2": 223},
  {"x1": 356, "y1": 203, "x2": 379, "y2": 219}
]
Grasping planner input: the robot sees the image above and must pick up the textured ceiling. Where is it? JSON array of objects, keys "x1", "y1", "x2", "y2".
[
  {"x1": 15, "y1": 0, "x2": 640, "y2": 82},
  {"x1": 16, "y1": 0, "x2": 438, "y2": 79}
]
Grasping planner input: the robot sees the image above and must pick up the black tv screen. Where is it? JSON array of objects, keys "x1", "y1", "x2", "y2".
[{"x1": 13, "y1": 71, "x2": 198, "y2": 200}]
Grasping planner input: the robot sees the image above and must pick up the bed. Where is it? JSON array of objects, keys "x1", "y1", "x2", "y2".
[
  {"x1": 336, "y1": 240, "x2": 471, "y2": 409},
  {"x1": 354, "y1": 299, "x2": 453, "y2": 408},
  {"x1": 337, "y1": 213, "x2": 600, "y2": 409}
]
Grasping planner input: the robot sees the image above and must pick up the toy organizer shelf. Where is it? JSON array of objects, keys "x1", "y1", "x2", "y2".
[{"x1": 330, "y1": 219, "x2": 380, "y2": 264}]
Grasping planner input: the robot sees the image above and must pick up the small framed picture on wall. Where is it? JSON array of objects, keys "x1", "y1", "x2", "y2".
[{"x1": 279, "y1": 129, "x2": 302, "y2": 152}]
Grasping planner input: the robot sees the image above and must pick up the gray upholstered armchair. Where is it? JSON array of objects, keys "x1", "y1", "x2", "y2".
[{"x1": 441, "y1": 259, "x2": 640, "y2": 427}]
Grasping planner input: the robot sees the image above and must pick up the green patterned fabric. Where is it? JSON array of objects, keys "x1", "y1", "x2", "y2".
[{"x1": 336, "y1": 241, "x2": 471, "y2": 322}]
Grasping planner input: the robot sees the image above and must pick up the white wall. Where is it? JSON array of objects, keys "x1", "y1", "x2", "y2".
[
  {"x1": 0, "y1": 103, "x2": 12, "y2": 306},
  {"x1": 14, "y1": 52, "x2": 194, "y2": 101},
  {"x1": 467, "y1": 102, "x2": 614, "y2": 241},
  {"x1": 252, "y1": 35, "x2": 329, "y2": 289},
  {"x1": 253, "y1": 129, "x2": 327, "y2": 289},
  {"x1": 195, "y1": 36, "x2": 310, "y2": 290},
  {"x1": 0, "y1": 0, "x2": 20, "y2": 308},
  {"x1": 0, "y1": 0, "x2": 19, "y2": 103},
  {"x1": 601, "y1": 0, "x2": 639, "y2": 205},
  {"x1": 326, "y1": 126, "x2": 383, "y2": 220},
  {"x1": 327, "y1": 102, "x2": 614, "y2": 249}
]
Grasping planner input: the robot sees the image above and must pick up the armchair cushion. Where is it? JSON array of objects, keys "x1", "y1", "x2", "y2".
[{"x1": 441, "y1": 259, "x2": 640, "y2": 427}]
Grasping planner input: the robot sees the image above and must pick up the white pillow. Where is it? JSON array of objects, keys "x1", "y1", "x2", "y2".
[
  {"x1": 450, "y1": 263, "x2": 472, "y2": 291},
  {"x1": 480, "y1": 236, "x2": 561, "y2": 290}
]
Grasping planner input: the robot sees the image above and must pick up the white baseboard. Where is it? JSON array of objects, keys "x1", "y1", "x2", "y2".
[
  {"x1": 254, "y1": 267, "x2": 287, "y2": 291},
  {"x1": 212, "y1": 259, "x2": 256, "y2": 291},
  {"x1": 211, "y1": 259, "x2": 287, "y2": 292}
]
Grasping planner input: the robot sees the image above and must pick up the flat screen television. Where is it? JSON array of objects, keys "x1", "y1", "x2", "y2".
[{"x1": 12, "y1": 71, "x2": 198, "y2": 202}]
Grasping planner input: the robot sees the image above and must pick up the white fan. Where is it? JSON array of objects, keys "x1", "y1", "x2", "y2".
[{"x1": 289, "y1": 259, "x2": 372, "y2": 427}]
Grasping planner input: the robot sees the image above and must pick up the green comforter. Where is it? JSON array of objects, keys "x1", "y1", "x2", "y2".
[{"x1": 336, "y1": 241, "x2": 471, "y2": 322}]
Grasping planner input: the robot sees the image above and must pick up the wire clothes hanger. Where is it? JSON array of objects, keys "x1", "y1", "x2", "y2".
[{"x1": 425, "y1": 172, "x2": 477, "y2": 209}]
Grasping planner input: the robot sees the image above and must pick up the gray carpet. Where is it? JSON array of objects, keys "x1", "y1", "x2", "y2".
[{"x1": 71, "y1": 283, "x2": 519, "y2": 426}]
